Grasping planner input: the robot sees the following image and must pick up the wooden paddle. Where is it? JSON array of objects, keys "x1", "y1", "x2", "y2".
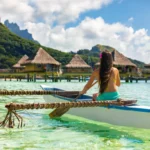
[{"x1": 49, "y1": 81, "x2": 98, "y2": 118}]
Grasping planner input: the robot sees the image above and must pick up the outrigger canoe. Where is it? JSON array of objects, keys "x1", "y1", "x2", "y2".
[{"x1": 41, "y1": 85, "x2": 150, "y2": 129}]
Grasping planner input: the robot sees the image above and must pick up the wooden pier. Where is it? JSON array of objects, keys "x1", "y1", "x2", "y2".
[
  {"x1": 123, "y1": 77, "x2": 150, "y2": 83},
  {"x1": 0, "y1": 72, "x2": 90, "y2": 82},
  {"x1": 0, "y1": 72, "x2": 149, "y2": 83}
]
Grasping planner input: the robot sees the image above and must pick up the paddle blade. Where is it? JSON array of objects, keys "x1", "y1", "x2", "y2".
[{"x1": 49, "y1": 107, "x2": 70, "y2": 118}]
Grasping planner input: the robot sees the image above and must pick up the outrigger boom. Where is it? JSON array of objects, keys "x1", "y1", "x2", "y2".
[
  {"x1": 0, "y1": 100, "x2": 134, "y2": 128},
  {"x1": 1, "y1": 88, "x2": 150, "y2": 129}
]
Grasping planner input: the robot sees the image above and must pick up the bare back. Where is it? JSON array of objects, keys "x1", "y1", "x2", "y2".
[
  {"x1": 105, "y1": 67, "x2": 120, "y2": 92},
  {"x1": 93, "y1": 67, "x2": 120, "y2": 92},
  {"x1": 81, "y1": 67, "x2": 120, "y2": 94}
]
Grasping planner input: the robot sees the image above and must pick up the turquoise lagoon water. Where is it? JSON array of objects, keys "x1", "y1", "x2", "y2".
[{"x1": 0, "y1": 80, "x2": 150, "y2": 150}]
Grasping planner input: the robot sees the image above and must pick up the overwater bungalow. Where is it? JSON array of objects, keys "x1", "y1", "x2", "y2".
[
  {"x1": 144, "y1": 63, "x2": 150, "y2": 69},
  {"x1": 142, "y1": 63, "x2": 150, "y2": 75},
  {"x1": 95, "y1": 50, "x2": 137, "y2": 74},
  {"x1": 0, "y1": 69, "x2": 11, "y2": 73},
  {"x1": 21, "y1": 47, "x2": 61, "y2": 75},
  {"x1": 64, "y1": 54, "x2": 92, "y2": 74},
  {"x1": 12, "y1": 55, "x2": 29, "y2": 73}
]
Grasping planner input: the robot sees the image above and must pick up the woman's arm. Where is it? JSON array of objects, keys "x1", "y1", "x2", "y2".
[{"x1": 80, "y1": 70, "x2": 98, "y2": 94}]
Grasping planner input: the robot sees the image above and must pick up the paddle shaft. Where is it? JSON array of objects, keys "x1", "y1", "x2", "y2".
[
  {"x1": 74, "y1": 80, "x2": 98, "y2": 102},
  {"x1": 49, "y1": 81, "x2": 98, "y2": 118},
  {"x1": 49, "y1": 80, "x2": 99, "y2": 118}
]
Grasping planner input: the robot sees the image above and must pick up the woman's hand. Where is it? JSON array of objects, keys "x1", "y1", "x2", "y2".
[
  {"x1": 92, "y1": 93, "x2": 98, "y2": 101},
  {"x1": 79, "y1": 90, "x2": 86, "y2": 95}
]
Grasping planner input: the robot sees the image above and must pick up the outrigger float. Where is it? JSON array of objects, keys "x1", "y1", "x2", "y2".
[{"x1": 0, "y1": 87, "x2": 149, "y2": 129}]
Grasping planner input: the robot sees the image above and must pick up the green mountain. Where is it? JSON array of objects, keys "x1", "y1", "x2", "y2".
[
  {"x1": 0, "y1": 23, "x2": 144, "y2": 69},
  {"x1": 128, "y1": 58, "x2": 145, "y2": 68},
  {"x1": 0, "y1": 23, "x2": 75, "y2": 69},
  {"x1": 77, "y1": 44, "x2": 145, "y2": 67},
  {"x1": 91, "y1": 44, "x2": 114, "y2": 53},
  {"x1": 4, "y1": 20, "x2": 38, "y2": 43}
]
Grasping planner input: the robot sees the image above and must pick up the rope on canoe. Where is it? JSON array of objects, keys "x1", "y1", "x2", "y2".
[
  {"x1": 0, "y1": 90, "x2": 79, "y2": 95},
  {"x1": 0, "y1": 100, "x2": 125, "y2": 128}
]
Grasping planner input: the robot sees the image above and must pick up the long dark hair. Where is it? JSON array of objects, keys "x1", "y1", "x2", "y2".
[{"x1": 99, "y1": 50, "x2": 113, "y2": 94}]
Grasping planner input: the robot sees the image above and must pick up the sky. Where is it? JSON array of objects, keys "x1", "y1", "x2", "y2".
[{"x1": 0, "y1": 0, "x2": 150, "y2": 63}]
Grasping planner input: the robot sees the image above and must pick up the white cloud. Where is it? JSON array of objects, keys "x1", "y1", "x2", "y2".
[
  {"x1": 0, "y1": 0, "x2": 113, "y2": 26},
  {"x1": 128, "y1": 17, "x2": 134, "y2": 22},
  {"x1": 0, "y1": 0, "x2": 150, "y2": 63},
  {"x1": 25, "y1": 17, "x2": 150, "y2": 63},
  {"x1": 31, "y1": 0, "x2": 113, "y2": 24},
  {"x1": 0, "y1": 0, "x2": 34, "y2": 25}
]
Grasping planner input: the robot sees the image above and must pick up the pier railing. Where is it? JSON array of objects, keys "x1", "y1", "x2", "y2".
[{"x1": 0, "y1": 71, "x2": 149, "y2": 83}]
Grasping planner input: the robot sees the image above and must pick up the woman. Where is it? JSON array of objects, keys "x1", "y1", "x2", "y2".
[{"x1": 80, "y1": 50, "x2": 121, "y2": 101}]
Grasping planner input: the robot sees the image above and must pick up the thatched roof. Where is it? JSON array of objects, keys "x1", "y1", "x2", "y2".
[
  {"x1": 12, "y1": 55, "x2": 28, "y2": 68},
  {"x1": 113, "y1": 50, "x2": 136, "y2": 67},
  {"x1": 95, "y1": 50, "x2": 137, "y2": 67},
  {"x1": 144, "y1": 63, "x2": 150, "y2": 67},
  {"x1": 65, "y1": 54, "x2": 91, "y2": 68},
  {"x1": 22, "y1": 47, "x2": 60, "y2": 65},
  {"x1": 13, "y1": 63, "x2": 25, "y2": 68}
]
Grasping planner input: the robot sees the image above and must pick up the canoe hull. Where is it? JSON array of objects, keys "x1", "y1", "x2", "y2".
[
  {"x1": 66, "y1": 107, "x2": 150, "y2": 129},
  {"x1": 41, "y1": 85, "x2": 150, "y2": 129}
]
